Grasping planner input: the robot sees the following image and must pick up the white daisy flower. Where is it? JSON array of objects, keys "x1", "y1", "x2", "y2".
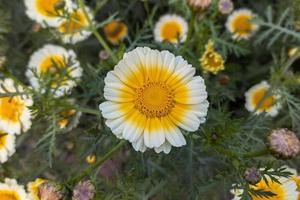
[
  {"x1": 99, "y1": 47, "x2": 209, "y2": 154},
  {"x1": 26, "y1": 44, "x2": 83, "y2": 97},
  {"x1": 0, "y1": 78, "x2": 33, "y2": 135},
  {"x1": 24, "y1": 0, "x2": 72, "y2": 27},
  {"x1": 231, "y1": 175, "x2": 299, "y2": 200},
  {"x1": 226, "y1": 9, "x2": 259, "y2": 40},
  {"x1": 245, "y1": 81, "x2": 281, "y2": 117},
  {"x1": 154, "y1": 14, "x2": 188, "y2": 44},
  {"x1": 57, "y1": 5, "x2": 93, "y2": 44},
  {"x1": 0, "y1": 178, "x2": 30, "y2": 200},
  {"x1": 0, "y1": 133, "x2": 16, "y2": 163}
]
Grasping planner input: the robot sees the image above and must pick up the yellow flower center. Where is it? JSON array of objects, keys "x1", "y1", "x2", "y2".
[
  {"x1": 250, "y1": 179, "x2": 284, "y2": 200},
  {"x1": 0, "y1": 97, "x2": 24, "y2": 123},
  {"x1": 104, "y1": 21, "x2": 128, "y2": 44},
  {"x1": 0, "y1": 190, "x2": 21, "y2": 200},
  {"x1": 251, "y1": 88, "x2": 275, "y2": 111},
  {"x1": 205, "y1": 51, "x2": 223, "y2": 68},
  {"x1": 35, "y1": 0, "x2": 62, "y2": 17},
  {"x1": 134, "y1": 81, "x2": 174, "y2": 118},
  {"x1": 161, "y1": 21, "x2": 182, "y2": 42},
  {"x1": 0, "y1": 134, "x2": 7, "y2": 150},
  {"x1": 58, "y1": 10, "x2": 87, "y2": 34},
  {"x1": 232, "y1": 14, "x2": 253, "y2": 34},
  {"x1": 39, "y1": 55, "x2": 69, "y2": 87}
]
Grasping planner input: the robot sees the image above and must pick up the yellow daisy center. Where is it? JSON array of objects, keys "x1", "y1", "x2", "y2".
[
  {"x1": 160, "y1": 21, "x2": 182, "y2": 42},
  {"x1": 232, "y1": 14, "x2": 253, "y2": 35},
  {"x1": 250, "y1": 179, "x2": 285, "y2": 200},
  {"x1": 0, "y1": 134, "x2": 7, "y2": 150},
  {"x1": 134, "y1": 81, "x2": 175, "y2": 118},
  {"x1": 104, "y1": 21, "x2": 128, "y2": 44},
  {"x1": 0, "y1": 97, "x2": 24, "y2": 123},
  {"x1": 0, "y1": 190, "x2": 21, "y2": 200},
  {"x1": 35, "y1": 0, "x2": 62, "y2": 17},
  {"x1": 58, "y1": 10, "x2": 87, "y2": 34},
  {"x1": 205, "y1": 52, "x2": 223, "y2": 68},
  {"x1": 251, "y1": 88, "x2": 275, "y2": 111}
]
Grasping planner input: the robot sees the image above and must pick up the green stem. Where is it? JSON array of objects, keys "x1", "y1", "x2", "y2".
[
  {"x1": 243, "y1": 148, "x2": 269, "y2": 158},
  {"x1": 182, "y1": 10, "x2": 196, "y2": 53},
  {"x1": 75, "y1": 106, "x2": 99, "y2": 115},
  {"x1": 77, "y1": 0, "x2": 118, "y2": 63},
  {"x1": 70, "y1": 140, "x2": 126, "y2": 183}
]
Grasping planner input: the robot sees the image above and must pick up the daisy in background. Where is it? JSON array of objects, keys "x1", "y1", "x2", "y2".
[
  {"x1": 103, "y1": 20, "x2": 128, "y2": 45},
  {"x1": 26, "y1": 44, "x2": 83, "y2": 97},
  {"x1": 57, "y1": 5, "x2": 93, "y2": 44},
  {"x1": 0, "y1": 78, "x2": 33, "y2": 135},
  {"x1": 0, "y1": 133, "x2": 16, "y2": 163},
  {"x1": 99, "y1": 47, "x2": 209, "y2": 154},
  {"x1": 245, "y1": 81, "x2": 281, "y2": 117},
  {"x1": 24, "y1": 0, "x2": 72, "y2": 27},
  {"x1": 200, "y1": 40, "x2": 225, "y2": 74},
  {"x1": 154, "y1": 14, "x2": 188, "y2": 44},
  {"x1": 226, "y1": 9, "x2": 258, "y2": 40},
  {"x1": 231, "y1": 173, "x2": 299, "y2": 200},
  {"x1": 0, "y1": 178, "x2": 30, "y2": 200},
  {"x1": 27, "y1": 178, "x2": 47, "y2": 200}
]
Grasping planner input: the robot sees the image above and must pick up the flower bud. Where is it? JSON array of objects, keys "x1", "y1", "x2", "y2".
[
  {"x1": 244, "y1": 167, "x2": 261, "y2": 185},
  {"x1": 38, "y1": 181, "x2": 64, "y2": 200},
  {"x1": 218, "y1": 0, "x2": 234, "y2": 15},
  {"x1": 72, "y1": 180, "x2": 95, "y2": 200},
  {"x1": 99, "y1": 50, "x2": 110, "y2": 61},
  {"x1": 187, "y1": 0, "x2": 211, "y2": 10},
  {"x1": 86, "y1": 154, "x2": 96, "y2": 164},
  {"x1": 268, "y1": 128, "x2": 300, "y2": 158}
]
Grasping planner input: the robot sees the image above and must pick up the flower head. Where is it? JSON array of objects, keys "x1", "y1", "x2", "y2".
[
  {"x1": 200, "y1": 40, "x2": 225, "y2": 74},
  {"x1": 27, "y1": 178, "x2": 47, "y2": 200},
  {"x1": 231, "y1": 169, "x2": 299, "y2": 200},
  {"x1": 187, "y1": 0, "x2": 211, "y2": 10},
  {"x1": 57, "y1": 6, "x2": 93, "y2": 44},
  {"x1": 0, "y1": 78, "x2": 33, "y2": 134},
  {"x1": 268, "y1": 128, "x2": 300, "y2": 158},
  {"x1": 24, "y1": 0, "x2": 71, "y2": 27},
  {"x1": 38, "y1": 181, "x2": 64, "y2": 200},
  {"x1": 85, "y1": 154, "x2": 96, "y2": 164},
  {"x1": 26, "y1": 44, "x2": 83, "y2": 97},
  {"x1": 226, "y1": 9, "x2": 258, "y2": 40},
  {"x1": 99, "y1": 47, "x2": 209, "y2": 154},
  {"x1": 72, "y1": 180, "x2": 95, "y2": 200},
  {"x1": 244, "y1": 168, "x2": 261, "y2": 185},
  {"x1": 0, "y1": 178, "x2": 29, "y2": 200},
  {"x1": 154, "y1": 14, "x2": 188, "y2": 44},
  {"x1": 103, "y1": 21, "x2": 128, "y2": 44},
  {"x1": 218, "y1": 0, "x2": 233, "y2": 15},
  {"x1": 0, "y1": 132, "x2": 16, "y2": 163},
  {"x1": 245, "y1": 81, "x2": 281, "y2": 117}
]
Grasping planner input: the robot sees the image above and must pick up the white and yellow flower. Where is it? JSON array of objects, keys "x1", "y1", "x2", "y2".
[
  {"x1": 245, "y1": 81, "x2": 281, "y2": 117},
  {"x1": 154, "y1": 14, "x2": 188, "y2": 44},
  {"x1": 26, "y1": 44, "x2": 83, "y2": 97},
  {"x1": 0, "y1": 133, "x2": 16, "y2": 163},
  {"x1": 0, "y1": 79, "x2": 33, "y2": 135},
  {"x1": 99, "y1": 47, "x2": 209, "y2": 154},
  {"x1": 24, "y1": 0, "x2": 72, "y2": 27},
  {"x1": 0, "y1": 178, "x2": 29, "y2": 200},
  {"x1": 27, "y1": 178, "x2": 47, "y2": 200},
  {"x1": 226, "y1": 9, "x2": 258, "y2": 40},
  {"x1": 57, "y1": 6, "x2": 93, "y2": 44}
]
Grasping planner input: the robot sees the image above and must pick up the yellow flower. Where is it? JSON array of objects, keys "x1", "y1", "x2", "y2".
[
  {"x1": 103, "y1": 21, "x2": 128, "y2": 44},
  {"x1": 0, "y1": 178, "x2": 29, "y2": 200},
  {"x1": 245, "y1": 81, "x2": 281, "y2": 117},
  {"x1": 154, "y1": 14, "x2": 188, "y2": 44},
  {"x1": 288, "y1": 47, "x2": 300, "y2": 58},
  {"x1": 27, "y1": 178, "x2": 47, "y2": 200},
  {"x1": 86, "y1": 154, "x2": 96, "y2": 164},
  {"x1": 226, "y1": 9, "x2": 258, "y2": 40},
  {"x1": 200, "y1": 40, "x2": 225, "y2": 74},
  {"x1": 26, "y1": 44, "x2": 83, "y2": 97},
  {"x1": 0, "y1": 79, "x2": 33, "y2": 135},
  {"x1": 99, "y1": 47, "x2": 209, "y2": 154},
  {"x1": 24, "y1": 0, "x2": 72, "y2": 27},
  {"x1": 0, "y1": 132, "x2": 16, "y2": 163},
  {"x1": 58, "y1": 6, "x2": 93, "y2": 44}
]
